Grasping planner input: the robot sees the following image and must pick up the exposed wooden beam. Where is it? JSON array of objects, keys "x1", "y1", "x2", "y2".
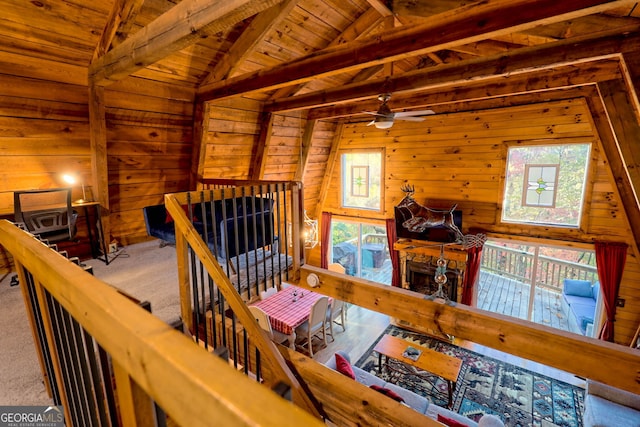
[
  {"x1": 200, "y1": 0, "x2": 299, "y2": 86},
  {"x1": 89, "y1": 0, "x2": 284, "y2": 86},
  {"x1": 191, "y1": 102, "x2": 210, "y2": 189},
  {"x1": 306, "y1": 58, "x2": 623, "y2": 119},
  {"x1": 197, "y1": 0, "x2": 637, "y2": 101},
  {"x1": 595, "y1": 79, "x2": 640, "y2": 257},
  {"x1": 89, "y1": 82, "x2": 108, "y2": 210},
  {"x1": 266, "y1": 31, "x2": 638, "y2": 113},
  {"x1": 365, "y1": 0, "x2": 394, "y2": 17},
  {"x1": 297, "y1": 265, "x2": 640, "y2": 395},
  {"x1": 250, "y1": 112, "x2": 274, "y2": 180},
  {"x1": 294, "y1": 119, "x2": 315, "y2": 182},
  {"x1": 392, "y1": 0, "x2": 472, "y2": 17},
  {"x1": 314, "y1": 124, "x2": 344, "y2": 221},
  {"x1": 92, "y1": 0, "x2": 145, "y2": 61}
]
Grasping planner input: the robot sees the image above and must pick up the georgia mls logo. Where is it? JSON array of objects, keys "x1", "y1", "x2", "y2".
[{"x1": 0, "y1": 405, "x2": 65, "y2": 427}]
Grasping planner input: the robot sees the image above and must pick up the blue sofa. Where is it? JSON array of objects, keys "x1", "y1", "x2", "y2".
[{"x1": 561, "y1": 278, "x2": 599, "y2": 335}]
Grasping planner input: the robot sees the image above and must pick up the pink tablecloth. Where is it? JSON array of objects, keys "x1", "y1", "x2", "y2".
[{"x1": 253, "y1": 286, "x2": 327, "y2": 335}]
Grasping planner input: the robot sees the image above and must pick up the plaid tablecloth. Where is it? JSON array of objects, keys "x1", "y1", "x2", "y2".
[{"x1": 253, "y1": 286, "x2": 327, "y2": 335}]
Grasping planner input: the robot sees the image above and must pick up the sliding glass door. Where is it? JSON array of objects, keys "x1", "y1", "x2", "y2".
[
  {"x1": 479, "y1": 238, "x2": 601, "y2": 336},
  {"x1": 329, "y1": 219, "x2": 391, "y2": 285}
]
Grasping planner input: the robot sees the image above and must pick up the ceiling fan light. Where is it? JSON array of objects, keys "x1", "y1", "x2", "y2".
[{"x1": 374, "y1": 120, "x2": 393, "y2": 129}]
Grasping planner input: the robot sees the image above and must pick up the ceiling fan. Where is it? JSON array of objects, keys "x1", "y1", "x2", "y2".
[{"x1": 365, "y1": 93, "x2": 435, "y2": 129}]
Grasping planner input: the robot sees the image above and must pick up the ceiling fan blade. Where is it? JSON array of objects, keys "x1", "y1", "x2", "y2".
[
  {"x1": 364, "y1": 111, "x2": 384, "y2": 116},
  {"x1": 394, "y1": 110, "x2": 436, "y2": 117},
  {"x1": 395, "y1": 116, "x2": 425, "y2": 122},
  {"x1": 366, "y1": 119, "x2": 376, "y2": 126}
]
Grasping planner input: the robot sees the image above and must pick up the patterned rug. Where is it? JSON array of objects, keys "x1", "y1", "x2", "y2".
[{"x1": 355, "y1": 325, "x2": 584, "y2": 427}]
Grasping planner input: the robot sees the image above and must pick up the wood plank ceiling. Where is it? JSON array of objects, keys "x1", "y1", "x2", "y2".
[{"x1": 2, "y1": 0, "x2": 639, "y2": 239}]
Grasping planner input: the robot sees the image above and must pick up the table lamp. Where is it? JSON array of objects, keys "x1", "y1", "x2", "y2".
[{"x1": 62, "y1": 173, "x2": 88, "y2": 204}]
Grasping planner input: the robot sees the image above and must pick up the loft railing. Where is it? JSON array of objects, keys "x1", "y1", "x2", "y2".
[
  {"x1": 481, "y1": 242, "x2": 598, "y2": 290},
  {"x1": 0, "y1": 220, "x2": 322, "y2": 427},
  {"x1": 171, "y1": 182, "x2": 304, "y2": 336},
  {"x1": 166, "y1": 182, "x2": 327, "y2": 417}
]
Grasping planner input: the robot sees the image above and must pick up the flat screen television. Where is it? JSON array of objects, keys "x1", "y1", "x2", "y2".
[{"x1": 394, "y1": 206, "x2": 463, "y2": 243}]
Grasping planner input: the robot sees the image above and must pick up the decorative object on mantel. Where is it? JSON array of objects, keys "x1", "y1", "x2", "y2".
[
  {"x1": 303, "y1": 210, "x2": 318, "y2": 249},
  {"x1": 395, "y1": 184, "x2": 465, "y2": 243},
  {"x1": 431, "y1": 244, "x2": 451, "y2": 301}
]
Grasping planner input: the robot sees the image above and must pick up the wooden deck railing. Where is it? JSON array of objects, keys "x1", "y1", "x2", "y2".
[{"x1": 481, "y1": 242, "x2": 598, "y2": 290}]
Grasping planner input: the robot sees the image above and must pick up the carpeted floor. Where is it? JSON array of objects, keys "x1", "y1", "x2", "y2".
[
  {"x1": 356, "y1": 325, "x2": 585, "y2": 427},
  {"x1": 0, "y1": 240, "x2": 180, "y2": 406}
]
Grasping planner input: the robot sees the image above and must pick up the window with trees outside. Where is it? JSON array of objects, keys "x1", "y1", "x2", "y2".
[
  {"x1": 502, "y1": 143, "x2": 591, "y2": 227},
  {"x1": 341, "y1": 151, "x2": 382, "y2": 211}
]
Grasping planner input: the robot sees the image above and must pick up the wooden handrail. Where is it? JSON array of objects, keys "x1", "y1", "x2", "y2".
[
  {"x1": 298, "y1": 265, "x2": 640, "y2": 395},
  {"x1": 166, "y1": 189, "x2": 323, "y2": 419},
  {"x1": 0, "y1": 220, "x2": 323, "y2": 427}
]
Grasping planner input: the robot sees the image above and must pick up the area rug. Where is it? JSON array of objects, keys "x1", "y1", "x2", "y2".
[{"x1": 355, "y1": 325, "x2": 584, "y2": 427}]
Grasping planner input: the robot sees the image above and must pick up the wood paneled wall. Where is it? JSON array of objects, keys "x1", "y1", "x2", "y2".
[
  {"x1": 202, "y1": 97, "x2": 262, "y2": 179},
  {"x1": 104, "y1": 78, "x2": 195, "y2": 245},
  {"x1": 0, "y1": 63, "x2": 196, "y2": 272},
  {"x1": 316, "y1": 98, "x2": 639, "y2": 346},
  {"x1": 0, "y1": 69, "x2": 90, "y2": 273}
]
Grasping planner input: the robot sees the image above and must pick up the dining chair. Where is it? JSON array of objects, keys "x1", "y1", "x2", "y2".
[
  {"x1": 295, "y1": 296, "x2": 329, "y2": 357},
  {"x1": 259, "y1": 286, "x2": 277, "y2": 300},
  {"x1": 248, "y1": 306, "x2": 288, "y2": 345},
  {"x1": 326, "y1": 299, "x2": 346, "y2": 341}
]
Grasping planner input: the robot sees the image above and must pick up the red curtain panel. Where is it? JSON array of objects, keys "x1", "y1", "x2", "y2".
[{"x1": 595, "y1": 241, "x2": 628, "y2": 342}]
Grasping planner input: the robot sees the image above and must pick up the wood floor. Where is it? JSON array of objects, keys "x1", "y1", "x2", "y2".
[{"x1": 308, "y1": 304, "x2": 585, "y2": 390}]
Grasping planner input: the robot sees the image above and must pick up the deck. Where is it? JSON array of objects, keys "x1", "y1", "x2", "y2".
[
  {"x1": 360, "y1": 262, "x2": 583, "y2": 335},
  {"x1": 477, "y1": 271, "x2": 582, "y2": 335}
]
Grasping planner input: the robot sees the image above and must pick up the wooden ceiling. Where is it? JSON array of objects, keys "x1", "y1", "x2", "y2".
[{"x1": 3, "y1": 0, "x2": 639, "y2": 119}]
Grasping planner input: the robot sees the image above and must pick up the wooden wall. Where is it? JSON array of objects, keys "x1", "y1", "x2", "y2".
[
  {"x1": 0, "y1": 61, "x2": 90, "y2": 273},
  {"x1": 312, "y1": 97, "x2": 639, "y2": 346},
  {"x1": 0, "y1": 60, "x2": 196, "y2": 272},
  {"x1": 201, "y1": 97, "x2": 262, "y2": 179},
  {"x1": 104, "y1": 78, "x2": 195, "y2": 245}
]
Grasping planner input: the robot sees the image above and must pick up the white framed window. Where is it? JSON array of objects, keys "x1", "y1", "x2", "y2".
[
  {"x1": 341, "y1": 150, "x2": 383, "y2": 211},
  {"x1": 502, "y1": 143, "x2": 590, "y2": 227}
]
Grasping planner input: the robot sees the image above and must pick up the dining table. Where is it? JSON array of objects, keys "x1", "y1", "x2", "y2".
[{"x1": 252, "y1": 285, "x2": 329, "y2": 349}]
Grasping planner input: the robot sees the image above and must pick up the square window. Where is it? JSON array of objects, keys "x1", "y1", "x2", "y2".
[{"x1": 502, "y1": 144, "x2": 590, "y2": 227}]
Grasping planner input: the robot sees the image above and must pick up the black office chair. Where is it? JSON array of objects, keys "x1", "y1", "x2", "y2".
[{"x1": 14, "y1": 188, "x2": 78, "y2": 243}]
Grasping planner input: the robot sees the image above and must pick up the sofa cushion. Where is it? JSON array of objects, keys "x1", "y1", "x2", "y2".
[
  {"x1": 335, "y1": 353, "x2": 356, "y2": 379},
  {"x1": 584, "y1": 394, "x2": 640, "y2": 427},
  {"x1": 564, "y1": 279, "x2": 593, "y2": 298},
  {"x1": 438, "y1": 414, "x2": 468, "y2": 427}
]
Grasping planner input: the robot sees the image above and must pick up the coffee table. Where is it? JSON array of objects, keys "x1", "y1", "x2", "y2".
[{"x1": 373, "y1": 334, "x2": 462, "y2": 408}]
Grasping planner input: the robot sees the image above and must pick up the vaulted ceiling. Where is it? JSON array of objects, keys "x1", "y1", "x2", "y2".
[{"x1": 4, "y1": 0, "x2": 639, "y2": 119}]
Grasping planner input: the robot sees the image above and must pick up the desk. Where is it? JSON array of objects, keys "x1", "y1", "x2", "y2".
[
  {"x1": 373, "y1": 334, "x2": 462, "y2": 408},
  {"x1": 252, "y1": 286, "x2": 327, "y2": 349}
]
